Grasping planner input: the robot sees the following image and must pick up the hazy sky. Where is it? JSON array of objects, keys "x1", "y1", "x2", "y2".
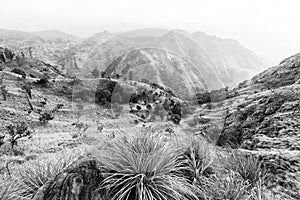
[{"x1": 1, "y1": 0, "x2": 300, "y2": 66}]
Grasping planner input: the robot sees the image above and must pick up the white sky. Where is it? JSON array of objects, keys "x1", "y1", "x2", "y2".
[{"x1": 1, "y1": 0, "x2": 300, "y2": 65}]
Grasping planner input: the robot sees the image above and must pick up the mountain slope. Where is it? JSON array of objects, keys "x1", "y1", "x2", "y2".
[
  {"x1": 0, "y1": 28, "x2": 267, "y2": 91},
  {"x1": 105, "y1": 48, "x2": 208, "y2": 99},
  {"x1": 216, "y1": 53, "x2": 300, "y2": 198},
  {"x1": 0, "y1": 29, "x2": 35, "y2": 40},
  {"x1": 251, "y1": 53, "x2": 300, "y2": 89},
  {"x1": 191, "y1": 31, "x2": 267, "y2": 87},
  {"x1": 33, "y1": 30, "x2": 79, "y2": 41}
]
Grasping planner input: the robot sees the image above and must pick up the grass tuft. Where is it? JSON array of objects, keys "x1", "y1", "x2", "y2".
[{"x1": 99, "y1": 131, "x2": 198, "y2": 200}]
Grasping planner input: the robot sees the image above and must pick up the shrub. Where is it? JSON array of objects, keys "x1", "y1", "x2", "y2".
[
  {"x1": 71, "y1": 121, "x2": 90, "y2": 138},
  {"x1": 99, "y1": 132, "x2": 198, "y2": 200},
  {"x1": 38, "y1": 111, "x2": 54, "y2": 124}
]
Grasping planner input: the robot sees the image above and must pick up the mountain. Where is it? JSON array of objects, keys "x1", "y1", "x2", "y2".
[
  {"x1": 105, "y1": 48, "x2": 208, "y2": 99},
  {"x1": 191, "y1": 31, "x2": 267, "y2": 87},
  {"x1": 0, "y1": 28, "x2": 267, "y2": 94},
  {"x1": 84, "y1": 29, "x2": 266, "y2": 90},
  {"x1": 0, "y1": 29, "x2": 78, "y2": 41},
  {"x1": 0, "y1": 29, "x2": 35, "y2": 40},
  {"x1": 32, "y1": 30, "x2": 79, "y2": 41}
]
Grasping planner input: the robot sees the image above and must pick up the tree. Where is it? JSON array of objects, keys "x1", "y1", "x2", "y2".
[
  {"x1": 21, "y1": 81, "x2": 32, "y2": 99},
  {"x1": 5, "y1": 122, "x2": 33, "y2": 152}
]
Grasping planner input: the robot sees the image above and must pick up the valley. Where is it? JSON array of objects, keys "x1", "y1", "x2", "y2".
[{"x1": 0, "y1": 29, "x2": 299, "y2": 200}]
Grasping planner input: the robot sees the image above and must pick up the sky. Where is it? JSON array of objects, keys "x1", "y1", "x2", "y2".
[{"x1": 1, "y1": 0, "x2": 300, "y2": 66}]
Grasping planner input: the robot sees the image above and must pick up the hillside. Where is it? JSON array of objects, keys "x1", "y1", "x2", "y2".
[
  {"x1": 215, "y1": 54, "x2": 300, "y2": 198},
  {"x1": 251, "y1": 53, "x2": 300, "y2": 89},
  {"x1": 105, "y1": 47, "x2": 208, "y2": 99},
  {"x1": 32, "y1": 30, "x2": 79, "y2": 41},
  {"x1": 0, "y1": 29, "x2": 78, "y2": 41},
  {"x1": 192, "y1": 31, "x2": 267, "y2": 87}
]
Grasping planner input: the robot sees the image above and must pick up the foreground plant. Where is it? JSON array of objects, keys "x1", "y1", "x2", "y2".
[
  {"x1": 0, "y1": 178, "x2": 23, "y2": 200},
  {"x1": 181, "y1": 138, "x2": 214, "y2": 184},
  {"x1": 13, "y1": 150, "x2": 83, "y2": 198},
  {"x1": 220, "y1": 149, "x2": 263, "y2": 187},
  {"x1": 99, "y1": 132, "x2": 198, "y2": 200}
]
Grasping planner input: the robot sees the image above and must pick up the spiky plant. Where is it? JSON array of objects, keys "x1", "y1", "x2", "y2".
[
  {"x1": 210, "y1": 172, "x2": 249, "y2": 200},
  {"x1": 99, "y1": 132, "x2": 198, "y2": 200},
  {"x1": 220, "y1": 150, "x2": 263, "y2": 187},
  {"x1": 0, "y1": 178, "x2": 23, "y2": 200},
  {"x1": 15, "y1": 150, "x2": 82, "y2": 198},
  {"x1": 181, "y1": 138, "x2": 214, "y2": 184}
]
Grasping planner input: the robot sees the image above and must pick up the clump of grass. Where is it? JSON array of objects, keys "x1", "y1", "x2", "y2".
[
  {"x1": 13, "y1": 149, "x2": 85, "y2": 198},
  {"x1": 98, "y1": 131, "x2": 199, "y2": 200},
  {"x1": 181, "y1": 138, "x2": 214, "y2": 183},
  {"x1": 209, "y1": 172, "x2": 249, "y2": 200},
  {"x1": 219, "y1": 149, "x2": 263, "y2": 187},
  {"x1": 0, "y1": 177, "x2": 24, "y2": 200}
]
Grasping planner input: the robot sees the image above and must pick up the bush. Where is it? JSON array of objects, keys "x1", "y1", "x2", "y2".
[
  {"x1": 39, "y1": 111, "x2": 54, "y2": 124},
  {"x1": 99, "y1": 132, "x2": 198, "y2": 200}
]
